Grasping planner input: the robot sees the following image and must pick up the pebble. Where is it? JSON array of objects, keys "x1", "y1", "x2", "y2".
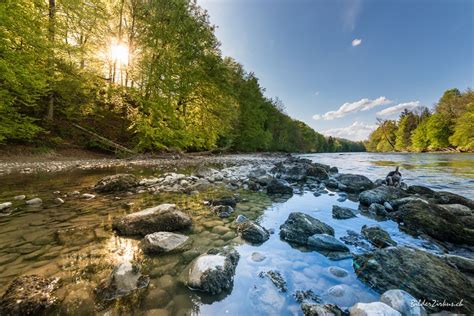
[
  {"x1": 55, "y1": 198, "x2": 65, "y2": 204},
  {"x1": 82, "y1": 193, "x2": 95, "y2": 200},
  {"x1": 26, "y1": 198, "x2": 42, "y2": 205},
  {"x1": 0, "y1": 202, "x2": 12, "y2": 211},
  {"x1": 14, "y1": 195, "x2": 26, "y2": 200}
]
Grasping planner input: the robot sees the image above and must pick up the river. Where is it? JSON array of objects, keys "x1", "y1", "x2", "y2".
[{"x1": 0, "y1": 152, "x2": 472, "y2": 315}]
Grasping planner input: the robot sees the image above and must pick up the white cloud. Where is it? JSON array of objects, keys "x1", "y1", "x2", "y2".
[
  {"x1": 314, "y1": 91, "x2": 320, "y2": 96},
  {"x1": 376, "y1": 101, "x2": 421, "y2": 116},
  {"x1": 313, "y1": 96, "x2": 392, "y2": 121},
  {"x1": 322, "y1": 121, "x2": 377, "y2": 141},
  {"x1": 352, "y1": 38, "x2": 362, "y2": 46}
]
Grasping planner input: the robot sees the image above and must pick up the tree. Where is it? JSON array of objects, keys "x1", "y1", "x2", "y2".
[
  {"x1": 426, "y1": 113, "x2": 452, "y2": 149},
  {"x1": 449, "y1": 102, "x2": 474, "y2": 151}
]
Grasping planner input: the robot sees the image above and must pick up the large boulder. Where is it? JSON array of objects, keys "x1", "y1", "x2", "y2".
[
  {"x1": 353, "y1": 247, "x2": 474, "y2": 313},
  {"x1": 335, "y1": 174, "x2": 374, "y2": 193},
  {"x1": 280, "y1": 212, "x2": 334, "y2": 245},
  {"x1": 95, "y1": 262, "x2": 149, "y2": 301},
  {"x1": 332, "y1": 205, "x2": 357, "y2": 219},
  {"x1": 305, "y1": 166, "x2": 329, "y2": 180},
  {"x1": 380, "y1": 289, "x2": 427, "y2": 316},
  {"x1": 237, "y1": 220, "x2": 270, "y2": 244},
  {"x1": 391, "y1": 200, "x2": 474, "y2": 245},
  {"x1": 187, "y1": 248, "x2": 239, "y2": 295},
  {"x1": 361, "y1": 225, "x2": 397, "y2": 248},
  {"x1": 140, "y1": 232, "x2": 189, "y2": 254},
  {"x1": 113, "y1": 204, "x2": 192, "y2": 236},
  {"x1": 359, "y1": 186, "x2": 409, "y2": 206},
  {"x1": 94, "y1": 174, "x2": 139, "y2": 193},
  {"x1": 349, "y1": 302, "x2": 401, "y2": 316},
  {"x1": 266, "y1": 179, "x2": 293, "y2": 195},
  {"x1": 0, "y1": 275, "x2": 60, "y2": 315},
  {"x1": 432, "y1": 191, "x2": 474, "y2": 209}
]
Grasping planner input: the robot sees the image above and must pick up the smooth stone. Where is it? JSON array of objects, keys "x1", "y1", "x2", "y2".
[
  {"x1": 328, "y1": 266, "x2": 349, "y2": 278},
  {"x1": 235, "y1": 214, "x2": 249, "y2": 223},
  {"x1": 307, "y1": 234, "x2": 350, "y2": 252},
  {"x1": 238, "y1": 220, "x2": 270, "y2": 244},
  {"x1": 251, "y1": 252, "x2": 266, "y2": 262},
  {"x1": 26, "y1": 198, "x2": 42, "y2": 205},
  {"x1": 140, "y1": 232, "x2": 189, "y2": 254},
  {"x1": 350, "y1": 302, "x2": 401, "y2": 316},
  {"x1": 212, "y1": 226, "x2": 231, "y2": 235},
  {"x1": 381, "y1": 289, "x2": 427, "y2": 316},
  {"x1": 54, "y1": 198, "x2": 65, "y2": 204},
  {"x1": 302, "y1": 303, "x2": 345, "y2": 316},
  {"x1": 14, "y1": 195, "x2": 26, "y2": 200},
  {"x1": 0, "y1": 202, "x2": 12, "y2": 211},
  {"x1": 82, "y1": 193, "x2": 95, "y2": 200}
]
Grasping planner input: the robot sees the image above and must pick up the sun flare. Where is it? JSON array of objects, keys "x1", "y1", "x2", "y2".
[{"x1": 110, "y1": 43, "x2": 129, "y2": 65}]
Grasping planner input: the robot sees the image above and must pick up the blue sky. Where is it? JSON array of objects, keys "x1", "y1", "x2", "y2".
[{"x1": 199, "y1": 0, "x2": 473, "y2": 141}]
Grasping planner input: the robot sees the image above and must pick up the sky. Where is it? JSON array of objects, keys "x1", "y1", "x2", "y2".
[{"x1": 198, "y1": 0, "x2": 474, "y2": 141}]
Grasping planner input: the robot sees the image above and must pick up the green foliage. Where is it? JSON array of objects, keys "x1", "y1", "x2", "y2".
[
  {"x1": 411, "y1": 118, "x2": 430, "y2": 152},
  {"x1": 449, "y1": 103, "x2": 474, "y2": 150}
]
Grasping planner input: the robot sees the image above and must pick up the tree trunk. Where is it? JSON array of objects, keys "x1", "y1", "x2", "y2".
[{"x1": 47, "y1": 0, "x2": 56, "y2": 121}]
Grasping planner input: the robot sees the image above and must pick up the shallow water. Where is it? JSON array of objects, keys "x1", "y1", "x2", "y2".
[{"x1": 0, "y1": 153, "x2": 472, "y2": 315}]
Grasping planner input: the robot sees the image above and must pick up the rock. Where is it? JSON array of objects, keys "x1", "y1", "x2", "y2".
[
  {"x1": 113, "y1": 204, "x2": 192, "y2": 236},
  {"x1": 140, "y1": 232, "x2": 189, "y2": 254},
  {"x1": 55, "y1": 197, "x2": 65, "y2": 204},
  {"x1": 389, "y1": 196, "x2": 429, "y2": 211},
  {"x1": 329, "y1": 166, "x2": 339, "y2": 174},
  {"x1": 406, "y1": 185, "x2": 435, "y2": 196},
  {"x1": 307, "y1": 234, "x2": 350, "y2": 252},
  {"x1": 432, "y1": 191, "x2": 474, "y2": 209},
  {"x1": 294, "y1": 289, "x2": 320, "y2": 304},
  {"x1": 237, "y1": 220, "x2": 270, "y2": 244},
  {"x1": 359, "y1": 186, "x2": 409, "y2": 206},
  {"x1": 341, "y1": 230, "x2": 374, "y2": 251},
  {"x1": 235, "y1": 214, "x2": 249, "y2": 223},
  {"x1": 82, "y1": 193, "x2": 95, "y2": 200},
  {"x1": 381, "y1": 289, "x2": 427, "y2": 316},
  {"x1": 280, "y1": 212, "x2": 334, "y2": 245},
  {"x1": 212, "y1": 205, "x2": 234, "y2": 218},
  {"x1": 95, "y1": 262, "x2": 149, "y2": 301},
  {"x1": 349, "y1": 302, "x2": 401, "y2": 316},
  {"x1": 0, "y1": 202, "x2": 12, "y2": 211},
  {"x1": 332, "y1": 205, "x2": 357, "y2": 219},
  {"x1": 361, "y1": 225, "x2": 397, "y2": 248},
  {"x1": 266, "y1": 179, "x2": 293, "y2": 195},
  {"x1": 142, "y1": 288, "x2": 171, "y2": 310},
  {"x1": 94, "y1": 174, "x2": 139, "y2": 193},
  {"x1": 0, "y1": 275, "x2": 60, "y2": 315},
  {"x1": 301, "y1": 303, "x2": 345, "y2": 316},
  {"x1": 335, "y1": 174, "x2": 374, "y2": 193},
  {"x1": 251, "y1": 252, "x2": 266, "y2": 262},
  {"x1": 26, "y1": 198, "x2": 42, "y2": 205},
  {"x1": 14, "y1": 195, "x2": 26, "y2": 200},
  {"x1": 369, "y1": 203, "x2": 388, "y2": 217},
  {"x1": 259, "y1": 270, "x2": 287, "y2": 292},
  {"x1": 60, "y1": 284, "x2": 95, "y2": 315},
  {"x1": 328, "y1": 266, "x2": 349, "y2": 278},
  {"x1": 306, "y1": 166, "x2": 329, "y2": 180},
  {"x1": 383, "y1": 202, "x2": 393, "y2": 211},
  {"x1": 187, "y1": 248, "x2": 239, "y2": 295},
  {"x1": 353, "y1": 247, "x2": 474, "y2": 313},
  {"x1": 391, "y1": 200, "x2": 474, "y2": 245},
  {"x1": 210, "y1": 196, "x2": 238, "y2": 208}
]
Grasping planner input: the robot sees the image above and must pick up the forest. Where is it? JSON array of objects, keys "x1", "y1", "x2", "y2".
[
  {"x1": 366, "y1": 88, "x2": 473, "y2": 152},
  {"x1": 0, "y1": 0, "x2": 364, "y2": 154}
]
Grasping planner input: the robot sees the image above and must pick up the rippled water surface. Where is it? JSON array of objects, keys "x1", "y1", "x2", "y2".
[{"x1": 0, "y1": 153, "x2": 472, "y2": 315}]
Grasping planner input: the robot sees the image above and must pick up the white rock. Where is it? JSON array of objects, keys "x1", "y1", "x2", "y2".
[
  {"x1": 188, "y1": 254, "x2": 226, "y2": 288},
  {"x1": 55, "y1": 198, "x2": 65, "y2": 204},
  {"x1": 26, "y1": 198, "x2": 42, "y2": 205},
  {"x1": 350, "y1": 302, "x2": 401, "y2": 316},
  {"x1": 381, "y1": 289, "x2": 426, "y2": 316},
  {"x1": 0, "y1": 202, "x2": 12, "y2": 211},
  {"x1": 14, "y1": 195, "x2": 26, "y2": 200},
  {"x1": 82, "y1": 193, "x2": 95, "y2": 200}
]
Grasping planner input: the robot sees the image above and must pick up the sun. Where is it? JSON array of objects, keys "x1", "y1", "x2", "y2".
[{"x1": 110, "y1": 43, "x2": 129, "y2": 65}]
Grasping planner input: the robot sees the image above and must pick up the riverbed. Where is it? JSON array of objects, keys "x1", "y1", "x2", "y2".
[{"x1": 0, "y1": 152, "x2": 472, "y2": 315}]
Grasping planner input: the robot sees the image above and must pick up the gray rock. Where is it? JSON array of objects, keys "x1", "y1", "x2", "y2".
[
  {"x1": 94, "y1": 174, "x2": 139, "y2": 193},
  {"x1": 0, "y1": 275, "x2": 60, "y2": 315},
  {"x1": 13, "y1": 195, "x2": 26, "y2": 200},
  {"x1": 384, "y1": 202, "x2": 393, "y2": 211},
  {"x1": 267, "y1": 179, "x2": 293, "y2": 195},
  {"x1": 335, "y1": 174, "x2": 374, "y2": 193},
  {"x1": 294, "y1": 289, "x2": 320, "y2": 304},
  {"x1": 389, "y1": 197, "x2": 429, "y2": 211},
  {"x1": 350, "y1": 302, "x2": 401, "y2": 316},
  {"x1": 307, "y1": 234, "x2": 350, "y2": 252},
  {"x1": 328, "y1": 266, "x2": 349, "y2": 278},
  {"x1": 259, "y1": 270, "x2": 287, "y2": 292},
  {"x1": 361, "y1": 225, "x2": 397, "y2": 248},
  {"x1": 359, "y1": 186, "x2": 409, "y2": 206},
  {"x1": 340, "y1": 230, "x2": 374, "y2": 251},
  {"x1": 431, "y1": 191, "x2": 474, "y2": 209},
  {"x1": 442, "y1": 254, "x2": 474, "y2": 274},
  {"x1": 353, "y1": 247, "x2": 474, "y2": 313},
  {"x1": 140, "y1": 232, "x2": 189, "y2": 254},
  {"x1": 251, "y1": 252, "x2": 266, "y2": 262},
  {"x1": 0, "y1": 202, "x2": 12, "y2": 211},
  {"x1": 280, "y1": 212, "x2": 334, "y2": 245},
  {"x1": 113, "y1": 204, "x2": 192, "y2": 236},
  {"x1": 381, "y1": 289, "x2": 427, "y2": 316},
  {"x1": 369, "y1": 203, "x2": 388, "y2": 217},
  {"x1": 235, "y1": 214, "x2": 249, "y2": 223},
  {"x1": 212, "y1": 205, "x2": 234, "y2": 218},
  {"x1": 26, "y1": 198, "x2": 42, "y2": 205},
  {"x1": 332, "y1": 205, "x2": 357, "y2": 219},
  {"x1": 187, "y1": 248, "x2": 239, "y2": 294},
  {"x1": 210, "y1": 196, "x2": 238, "y2": 208},
  {"x1": 95, "y1": 262, "x2": 149, "y2": 301},
  {"x1": 55, "y1": 197, "x2": 65, "y2": 204},
  {"x1": 238, "y1": 220, "x2": 270, "y2": 244},
  {"x1": 329, "y1": 166, "x2": 339, "y2": 174},
  {"x1": 301, "y1": 303, "x2": 345, "y2": 316}
]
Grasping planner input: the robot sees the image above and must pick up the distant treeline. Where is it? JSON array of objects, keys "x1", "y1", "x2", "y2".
[
  {"x1": 0, "y1": 0, "x2": 363, "y2": 153},
  {"x1": 366, "y1": 88, "x2": 473, "y2": 152}
]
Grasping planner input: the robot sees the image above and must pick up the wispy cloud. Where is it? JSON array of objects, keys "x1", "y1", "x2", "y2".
[
  {"x1": 376, "y1": 101, "x2": 421, "y2": 116},
  {"x1": 323, "y1": 121, "x2": 377, "y2": 141},
  {"x1": 352, "y1": 38, "x2": 362, "y2": 46},
  {"x1": 313, "y1": 96, "x2": 392, "y2": 121},
  {"x1": 343, "y1": 0, "x2": 362, "y2": 31}
]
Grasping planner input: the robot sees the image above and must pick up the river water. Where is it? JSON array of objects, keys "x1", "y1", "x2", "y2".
[{"x1": 0, "y1": 153, "x2": 472, "y2": 315}]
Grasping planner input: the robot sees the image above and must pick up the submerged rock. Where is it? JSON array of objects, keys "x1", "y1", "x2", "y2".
[
  {"x1": 94, "y1": 174, "x2": 139, "y2": 193},
  {"x1": 301, "y1": 303, "x2": 345, "y2": 316},
  {"x1": 113, "y1": 204, "x2": 192, "y2": 236},
  {"x1": 280, "y1": 212, "x2": 334, "y2": 245},
  {"x1": 0, "y1": 275, "x2": 60, "y2": 316},
  {"x1": 335, "y1": 174, "x2": 374, "y2": 193},
  {"x1": 328, "y1": 266, "x2": 349, "y2": 278},
  {"x1": 361, "y1": 225, "x2": 397, "y2": 248},
  {"x1": 266, "y1": 179, "x2": 293, "y2": 195},
  {"x1": 259, "y1": 270, "x2": 287, "y2": 292},
  {"x1": 95, "y1": 262, "x2": 149, "y2": 301},
  {"x1": 332, "y1": 205, "x2": 357, "y2": 219},
  {"x1": 391, "y1": 200, "x2": 474, "y2": 245},
  {"x1": 350, "y1": 302, "x2": 401, "y2": 316},
  {"x1": 140, "y1": 232, "x2": 189, "y2": 254},
  {"x1": 187, "y1": 248, "x2": 239, "y2": 295},
  {"x1": 212, "y1": 205, "x2": 234, "y2": 218},
  {"x1": 340, "y1": 230, "x2": 373, "y2": 251},
  {"x1": 235, "y1": 214, "x2": 249, "y2": 223},
  {"x1": 210, "y1": 196, "x2": 238, "y2": 208},
  {"x1": 237, "y1": 220, "x2": 270, "y2": 244},
  {"x1": 353, "y1": 247, "x2": 474, "y2": 313},
  {"x1": 359, "y1": 186, "x2": 408, "y2": 206},
  {"x1": 380, "y1": 289, "x2": 427, "y2": 316},
  {"x1": 294, "y1": 289, "x2": 321, "y2": 303},
  {"x1": 307, "y1": 234, "x2": 350, "y2": 252}
]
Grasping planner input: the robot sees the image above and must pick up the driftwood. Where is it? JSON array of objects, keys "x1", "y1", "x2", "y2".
[{"x1": 72, "y1": 123, "x2": 135, "y2": 155}]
